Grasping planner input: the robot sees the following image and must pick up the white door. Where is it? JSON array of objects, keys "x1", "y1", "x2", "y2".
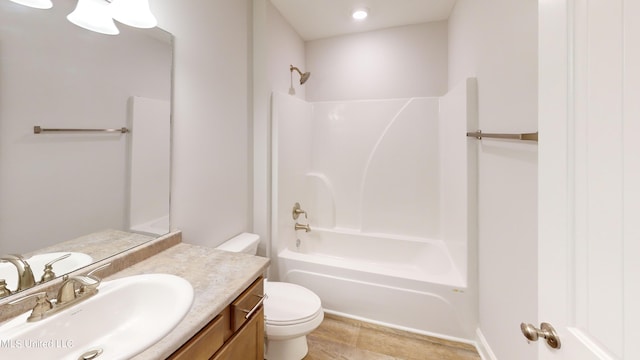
[{"x1": 538, "y1": 0, "x2": 639, "y2": 359}]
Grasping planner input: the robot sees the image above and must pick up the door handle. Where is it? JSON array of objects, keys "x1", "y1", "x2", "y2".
[{"x1": 520, "y1": 322, "x2": 561, "y2": 349}]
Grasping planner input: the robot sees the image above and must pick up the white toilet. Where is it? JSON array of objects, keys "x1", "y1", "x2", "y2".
[{"x1": 216, "y1": 233, "x2": 324, "y2": 360}]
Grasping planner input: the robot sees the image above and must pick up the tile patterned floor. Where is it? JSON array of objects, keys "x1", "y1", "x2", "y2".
[{"x1": 303, "y1": 314, "x2": 481, "y2": 360}]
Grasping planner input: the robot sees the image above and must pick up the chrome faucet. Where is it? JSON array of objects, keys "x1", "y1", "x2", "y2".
[
  {"x1": 295, "y1": 223, "x2": 311, "y2": 232},
  {"x1": 0, "y1": 254, "x2": 36, "y2": 291}
]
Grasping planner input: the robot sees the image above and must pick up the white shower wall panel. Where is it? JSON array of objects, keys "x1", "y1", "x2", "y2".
[
  {"x1": 309, "y1": 100, "x2": 406, "y2": 229},
  {"x1": 309, "y1": 98, "x2": 440, "y2": 238},
  {"x1": 439, "y1": 79, "x2": 478, "y2": 285},
  {"x1": 272, "y1": 92, "x2": 313, "y2": 257}
]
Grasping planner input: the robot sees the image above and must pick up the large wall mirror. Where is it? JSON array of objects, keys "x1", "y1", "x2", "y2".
[{"x1": 0, "y1": 0, "x2": 172, "y2": 296}]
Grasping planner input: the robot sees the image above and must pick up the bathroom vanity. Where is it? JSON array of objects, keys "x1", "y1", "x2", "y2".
[
  {"x1": 169, "y1": 277, "x2": 265, "y2": 360},
  {"x1": 107, "y1": 235, "x2": 270, "y2": 360},
  {"x1": 0, "y1": 231, "x2": 270, "y2": 360}
]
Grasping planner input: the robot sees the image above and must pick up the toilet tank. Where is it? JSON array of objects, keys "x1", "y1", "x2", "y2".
[{"x1": 216, "y1": 233, "x2": 260, "y2": 255}]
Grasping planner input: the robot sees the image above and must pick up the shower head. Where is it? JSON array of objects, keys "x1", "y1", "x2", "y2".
[
  {"x1": 290, "y1": 65, "x2": 311, "y2": 85},
  {"x1": 299, "y1": 71, "x2": 311, "y2": 84}
]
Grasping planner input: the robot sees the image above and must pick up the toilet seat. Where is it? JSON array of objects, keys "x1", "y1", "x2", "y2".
[{"x1": 264, "y1": 281, "x2": 323, "y2": 326}]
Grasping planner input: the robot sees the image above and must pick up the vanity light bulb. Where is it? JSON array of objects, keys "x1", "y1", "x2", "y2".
[
  {"x1": 9, "y1": 0, "x2": 53, "y2": 10},
  {"x1": 67, "y1": 0, "x2": 120, "y2": 35}
]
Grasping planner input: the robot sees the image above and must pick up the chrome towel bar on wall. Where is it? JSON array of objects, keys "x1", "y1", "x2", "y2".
[
  {"x1": 33, "y1": 126, "x2": 130, "y2": 134},
  {"x1": 466, "y1": 130, "x2": 538, "y2": 142}
]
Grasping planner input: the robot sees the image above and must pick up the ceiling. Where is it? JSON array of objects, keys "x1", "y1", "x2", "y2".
[{"x1": 269, "y1": 0, "x2": 458, "y2": 41}]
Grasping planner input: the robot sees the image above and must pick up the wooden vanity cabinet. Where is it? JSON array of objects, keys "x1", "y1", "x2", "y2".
[{"x1": 168, "y1": 277, "x2": 264, "y2": 360}]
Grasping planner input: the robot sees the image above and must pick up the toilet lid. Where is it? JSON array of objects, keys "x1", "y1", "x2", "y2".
[{"x1": 264, "y1": 281, "x2": 322, "y2": 325}]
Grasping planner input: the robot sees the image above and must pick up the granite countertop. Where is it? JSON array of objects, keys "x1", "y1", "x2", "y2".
[
  {"x1": 103, "y1": 243, "x2": 270, "y2": 360},
  {"x1": 26, "y1": 229, "x2": 155, "y2": 264}
]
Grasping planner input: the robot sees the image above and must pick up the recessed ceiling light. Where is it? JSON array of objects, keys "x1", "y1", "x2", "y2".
[{"x1": 352, "y1": 8, "x2": 369, "y2": 21}]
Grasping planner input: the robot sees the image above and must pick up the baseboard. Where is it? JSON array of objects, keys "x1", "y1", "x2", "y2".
[
  {"x1": 323, "y1": 309, "x2": 478, "y2": 347},
  {"x1": 475, "y1": 328, "x2": 498, "y2": 360}
]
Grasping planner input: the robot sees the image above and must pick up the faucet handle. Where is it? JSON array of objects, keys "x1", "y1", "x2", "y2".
[
  {"x1": 9, "y1": 291, "x2": 53, "y2": 322},
  {"x1": 45, "y1": 253, "x2": 71, "y2": 268},
  {"x1": 40, "y1": 253, "x2": 72, "y2": 283},
  {"x1": 0, "y1": 279, "x2": 11, "y2": 298},
  {"x1": 73, "y1": 276, "x2": 100, "y2": 295},
  {"x1": 292, "y1": 202, "x2": 308, "y2": 220},
  {"x1": 56, "y1": 275, "x2": 101, "y2": 304},
  {"x1": 86, "y1": 262, "x2": 111, "y2": 278},
  {"x1": 56, "y1": 262, "x2": 110, "y2": 302}
]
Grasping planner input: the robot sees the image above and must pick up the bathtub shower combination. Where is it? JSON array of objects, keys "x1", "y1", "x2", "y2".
[{"x1": 271, "y1": 79, "x2": 478, "y2": 342}]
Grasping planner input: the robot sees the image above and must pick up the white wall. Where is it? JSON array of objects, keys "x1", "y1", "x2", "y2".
[
  {"x1": 267, "y1": 2, "x2": 307, "y2": 100},
  {"x1": 150, "y1": 0, "x2": 252, "y2": 247},
  {"x1": 448, "y1": 1, "x2": 538, "y2": 359},
  {"x1": 305, "y1": 22, "x2": 448, "y2": 102}
]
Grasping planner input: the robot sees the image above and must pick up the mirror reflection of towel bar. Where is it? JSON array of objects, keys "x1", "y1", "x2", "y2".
[
  {"x1": 466, "y1": 130, "x2": 538, "y2": 142},
  {"x1": 34, "y1": 126, "x2": 129, "y2": 134}
]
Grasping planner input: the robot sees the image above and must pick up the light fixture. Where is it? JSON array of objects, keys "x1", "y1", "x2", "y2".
[
  {"x1": 110, "y1": 0, "x2": 158, "y2": 29},
  {"x1": 352, "y1": 8, "x2": 369, "y2": 21},
  {"x1": 11, "y1": 0, "x2": 158, "y2": 36},
  {"x1": 67, "y1": 0, "x2": 119, "y2": 35},
  {"x1": 9, "y1": 0, "x2": 53, "y2": 10}
]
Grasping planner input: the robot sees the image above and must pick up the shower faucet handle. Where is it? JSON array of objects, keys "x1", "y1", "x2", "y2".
[{"x1": 292, "y1": 202, "x2": 307, "y2": 220}]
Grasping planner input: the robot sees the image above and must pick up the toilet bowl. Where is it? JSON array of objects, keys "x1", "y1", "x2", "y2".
[
  {"x1": 216, "y1": 233, "x2": 324, "y2": 360},
  {"x1": 263, "y1": 280, "x2": 324, "y2": 359}
]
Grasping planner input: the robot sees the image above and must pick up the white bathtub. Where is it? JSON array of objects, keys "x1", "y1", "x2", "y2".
[{"x1": 277, "y1": 228, "x2": 476, "y2": 341}]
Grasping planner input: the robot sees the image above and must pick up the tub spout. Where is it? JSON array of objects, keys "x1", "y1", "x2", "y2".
[{"x1": 295, "y1": 223, "x2": 311, "y2": 232}]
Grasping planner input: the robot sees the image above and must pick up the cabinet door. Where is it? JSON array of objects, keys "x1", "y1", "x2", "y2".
[
  {"x1": 231, "y1": 277, "x2": 264, "y2": 332},
  {"x1": 168, "y1": 313, "x2": 226, "y2": 360},
  {"x1": 212, "y1": 306, "x2": 264, "y2": 360}
]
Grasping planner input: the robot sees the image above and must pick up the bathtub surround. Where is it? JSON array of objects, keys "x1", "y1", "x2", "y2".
[
  {"x1": 128, "y1": 96, "x2": 171, "y2": 236},
  {"x1": 308, "y1": 98, "x2": 440, "y2": 237},
  {"x1": 271, "y1": 78, "x2": 478, "y2": 341}
]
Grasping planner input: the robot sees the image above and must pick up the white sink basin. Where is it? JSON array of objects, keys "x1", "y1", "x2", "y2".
[
  {"x1": 0, "y1": 252, "x2": 93, "y2": 291},
  {"x1": 0, "y1": 273, "x2": 194, "y2": 360}
]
